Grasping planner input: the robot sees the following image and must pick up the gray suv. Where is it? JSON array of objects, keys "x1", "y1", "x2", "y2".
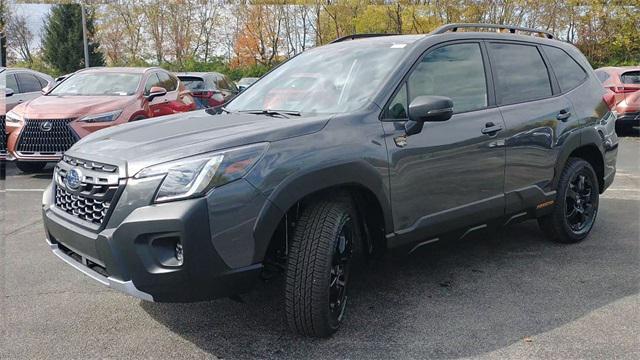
[{"x1": 42, "y1": 24, "x2": 618, "y2": 337}]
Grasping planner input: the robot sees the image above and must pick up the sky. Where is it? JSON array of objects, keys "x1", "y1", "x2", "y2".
[{"x1": 13, "y1": 3, "x2": 52, "y2": 50}]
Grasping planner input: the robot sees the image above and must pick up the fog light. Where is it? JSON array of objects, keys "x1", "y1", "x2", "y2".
[{"x1": 175, "y1": 243, "x2": 184, "y2": 265}]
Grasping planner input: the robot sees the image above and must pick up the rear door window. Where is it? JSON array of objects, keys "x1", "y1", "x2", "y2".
[
  {"x1": 16, "y1": 73, "x2": 43, "y2": 93},
  {"x1": 407, "y1": 42, "x2": 488, "y2": 113},
  {"x1": 621, "y1": 71, "x2": 640, "y2": 84},
  {"x1": 489, "y1": 43, "x2": 552, "y2": 105},
  {"x1": 543, "y1": 46, "x2": 587, "y2": 92},
  {"x1": 6, "y1": 73, "x2": 19, "y2": 93}
]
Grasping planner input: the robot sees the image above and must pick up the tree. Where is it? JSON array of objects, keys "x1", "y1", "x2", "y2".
[
  {"x1": 41, "y1": 4, "x2": 104, "y2": 74},
  {"x1": 7, "y1": 12, "x2": 34, "y2": 64}
]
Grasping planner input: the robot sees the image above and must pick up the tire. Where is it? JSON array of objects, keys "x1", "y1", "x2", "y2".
[
  {"x1": 538, "y1": 158, "x2": 599, "y2": 243},
  {"x1": 16, "y1": 161, "x2": 47, "y2": 173},
  {"x1": 285, "y1": 196, "x2": 359, "y2": 337},
  {"x1": 130, "y1": 116, "x2": 147, "y2": 122}
]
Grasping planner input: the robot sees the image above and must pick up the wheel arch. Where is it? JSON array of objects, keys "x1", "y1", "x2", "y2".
[
  {"x1": 554, "y1": 128, "x2": 606, "y2": 193},
  {"x1": 252, "y1": 161, "x2": 393, "y2": 263}
]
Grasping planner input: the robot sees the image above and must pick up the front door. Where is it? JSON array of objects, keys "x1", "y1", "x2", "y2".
[{"x1": 382, "y1": 41, "x2": 507, "y2": 245}]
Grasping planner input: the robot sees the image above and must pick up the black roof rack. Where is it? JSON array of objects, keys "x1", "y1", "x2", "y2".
[
  {"x1": 431, "y1": 23, "x2": 554, "y2": 39},
  {"x1": 330, "y1": 33, "x2": 398, "y2": 44}
]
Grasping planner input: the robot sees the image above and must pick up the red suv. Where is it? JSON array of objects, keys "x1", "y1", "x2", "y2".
[
  {"x1": 5, "y1": 67, "x2": 196, "y2": 172},
  {"x1": 595, "y1": 66, "x2": 640, "y2": 132}
]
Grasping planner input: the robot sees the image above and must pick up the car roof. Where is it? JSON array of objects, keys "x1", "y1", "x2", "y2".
[
  {"x1": 77, "y1": 67, "x2": 162, "y2": 74},
  {"x1": 176, "y1": 72, "x2": 224, "y2": 78},
  {"x1": 596, "y1": 66, "x2": 640, "y2": 75}
]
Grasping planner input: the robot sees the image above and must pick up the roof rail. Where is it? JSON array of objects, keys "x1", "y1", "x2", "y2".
[
  {"x1": 330, "y1": 33, "x2": 397, "y2": 44},
  {"x1": 431, "y1": 23, "x2": 554, "y2": 39}
]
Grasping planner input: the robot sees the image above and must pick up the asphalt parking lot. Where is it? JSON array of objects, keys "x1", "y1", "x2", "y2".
[{"x1": 1, "y1": 135, "x2": 638, "y2": 360}]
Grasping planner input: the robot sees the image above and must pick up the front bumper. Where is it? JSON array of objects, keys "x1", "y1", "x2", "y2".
[{"x1": 43, "y1": 177, "x2": 269, "y2": 302}]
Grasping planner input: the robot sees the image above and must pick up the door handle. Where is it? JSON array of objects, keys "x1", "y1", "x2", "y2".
[
  {"x1": 481, "y1": 122, "x2": 503, "y2": 135},
  {"x1": 556, "y1": 109, "x2": 571, "y2": 121}
]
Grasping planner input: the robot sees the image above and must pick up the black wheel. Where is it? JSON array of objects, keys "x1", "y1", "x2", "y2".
[
  {"x1": 16, "y1": 161, "x2": 47, "y2": 173},
  {"x1": 538, "y1": 158, "x2": 599, "y2": 243},
  {"x1": 130, "y1": 116, "x2": 147, "y2": 122},
  {"x1": 285, "y1": 196, "x2": 358, "y2": 337}
]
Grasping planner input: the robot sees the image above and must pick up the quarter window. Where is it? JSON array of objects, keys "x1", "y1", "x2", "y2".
[
  {"x1": 543, "y1": 46, "x2": 587, "y2": 92},
  {"x1": 408, "y1": 43, "x2": 488, "y2": 113},
  {"x1": 385, "y1": 83, "x2": 408, "y2": 119},
  {"x1": 489, "y1": 43, "x2": 552, "y2": 105}
]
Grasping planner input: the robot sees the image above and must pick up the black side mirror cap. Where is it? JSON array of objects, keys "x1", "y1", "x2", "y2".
[{"x1": 405, "y1": 95, "x2": 454, "y2": 136}]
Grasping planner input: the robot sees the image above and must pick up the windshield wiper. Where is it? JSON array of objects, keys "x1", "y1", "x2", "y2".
[{"x1": 239, "y1": 109, "x2": 302, "y2": 118}]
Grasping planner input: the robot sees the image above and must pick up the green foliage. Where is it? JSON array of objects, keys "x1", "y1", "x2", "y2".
[
  {"x1": 12, "y1": 56, "x2": 59, "y2": 77},
  {"x1": 41, "y1": 4, "x2": 105, "y2": 74},
  {"x1": 159, "y1": 56, "x2": 272, "y2": 81}
]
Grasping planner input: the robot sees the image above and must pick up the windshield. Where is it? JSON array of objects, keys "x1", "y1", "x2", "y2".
[
  {"x1": 49, "y1": 72, "x2": 142, "y2": 96},
  {"x1": 226, "y1": 42, "x2": 408, "y2": 115}
]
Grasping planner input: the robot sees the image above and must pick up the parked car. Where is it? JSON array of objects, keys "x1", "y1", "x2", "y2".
[
  {"x1": 5, "y1": 67, "x2": 196, "y2": 173},
  {"x1": 2, "y1": 67, "x2": 54, "y2": 112},
  {"x1": 237, "y1": 77, "x2": 258, "y2": 92},
  {"x1": 594, "y1": 66, "x2": 640, "y2": 132},
  {"x1": 43, "y1": 24, "x2": 617, "y2": 338},
  {"x1": 176, "y1": 72, "x2": 238, "y2": 109}
]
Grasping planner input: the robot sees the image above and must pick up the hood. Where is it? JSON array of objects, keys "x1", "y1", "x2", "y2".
[
  {"x1": 67, "y1": 110, "x2": 331, "y2": 176},
  {"x1": 15, "y1": 95, "x2": 136, "y2": 119}
]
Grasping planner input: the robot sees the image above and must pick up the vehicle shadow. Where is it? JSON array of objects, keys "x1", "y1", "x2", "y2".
[
  {"x1": 617, "y1": 126, "x2": 639, "y2": 137},
  {"x1": 142, "y1": 201, "x2": 638, "y2": 359}
]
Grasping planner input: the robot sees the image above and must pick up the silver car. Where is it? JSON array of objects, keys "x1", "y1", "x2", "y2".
[{"x1": 3, "y1": 67, "x2": 54, "y2": 111}]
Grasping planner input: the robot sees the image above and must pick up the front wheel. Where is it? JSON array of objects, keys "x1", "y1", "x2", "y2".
[
  {"x1": 285, "y1": 197, "x2": 358, "y2": 337},
  {"x1": 538, "y1": 158, "x2": 599, "y2": 243}
]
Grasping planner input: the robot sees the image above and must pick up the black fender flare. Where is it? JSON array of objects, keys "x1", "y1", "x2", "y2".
[
  {"x1": 251, "y1": 160, "x2": 393, "y2": 262},
  {"x1": 551, "y1": 126, "x2": 605, "y2": 190}
]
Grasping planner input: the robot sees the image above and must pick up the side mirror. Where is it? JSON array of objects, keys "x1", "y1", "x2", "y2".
[
  {"x1": 405, "y1": 95, "x2": 454, "y2": 136},
  {"x1": 6, "y1": 88, "x2": 14, "y2": 97},
  {"x1": 147, "y1": 86, "x2": 167, "y2": 101},
  {"x1": 41, "y1": 81, "x2": 54, "y2": 94}
]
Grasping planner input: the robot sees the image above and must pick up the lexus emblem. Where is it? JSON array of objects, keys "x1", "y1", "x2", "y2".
[
  {"x1": 40, "y1": 121, "x2": 53, "y2": 132},
  {"x1": 66, "y1": 168, "x2": 82, "y2": 190}
]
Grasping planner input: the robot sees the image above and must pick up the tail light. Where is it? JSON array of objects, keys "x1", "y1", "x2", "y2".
[{"x1": 607, "y1": 85, "x2": 639, "y2": 93}]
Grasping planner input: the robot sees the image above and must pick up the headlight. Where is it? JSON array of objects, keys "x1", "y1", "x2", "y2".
[
  {"x1": 6, "y1": 110, "x2": 24, "y2": 124},
  {"x1": 79, "y1": 110, "x2": 122, "y2": 123},
  {"x1": 134, "y1": 143, "x2": 268, "y2": 203}
]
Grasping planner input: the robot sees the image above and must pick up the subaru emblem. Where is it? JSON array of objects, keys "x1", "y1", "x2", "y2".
[
  {"x1": 40, "y1": 121, "x2": 53, "y2": 132},
  {"x1": 66, "y1": 168, "x2": 82, "y2": 190}
]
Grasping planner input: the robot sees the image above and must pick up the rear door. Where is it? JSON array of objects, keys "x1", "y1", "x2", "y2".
[
  {"x1": 383, "y1": 41, "x2": 507, "y2": 244},
  {"x1": 487, "y1": 41, "x2": 575, "y2": 214}
]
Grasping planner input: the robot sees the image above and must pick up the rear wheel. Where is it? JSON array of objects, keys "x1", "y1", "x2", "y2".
[
  {"x1": 285, "y1": 196, "x2": 358, "y2": 337},
  {"x1": 538, "y1": 158, "x2": 599, "y2": 243},
  {"x1": 16, "y1": 161, "x2": 47, "y2": 173}
]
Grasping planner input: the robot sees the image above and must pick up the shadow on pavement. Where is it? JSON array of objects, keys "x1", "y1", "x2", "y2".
[{"x1": 142, "y1": 198, "x2": 639, "y2": 359}]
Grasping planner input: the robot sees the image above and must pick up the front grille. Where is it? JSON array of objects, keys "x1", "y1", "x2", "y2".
[
  {"x1": 54, "y1": 162, "x2": 120, "y2": 226},
  {"x1": 55, "y1": 186, "x2": 113, "y2": 225},
  {"x1": 62, "y1": 155, "x2": 118, "y2": 173},
  {"x1": 0, "y1": 115, "x2": 6, "y2": 156},
  {"x1": 16, "y1": 118, "x2": 78, "y2": 154}
]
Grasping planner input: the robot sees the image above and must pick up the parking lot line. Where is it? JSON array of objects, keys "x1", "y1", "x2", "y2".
[{"x1": 0, "y1": 189, "x2": 47, "y2": 193}]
